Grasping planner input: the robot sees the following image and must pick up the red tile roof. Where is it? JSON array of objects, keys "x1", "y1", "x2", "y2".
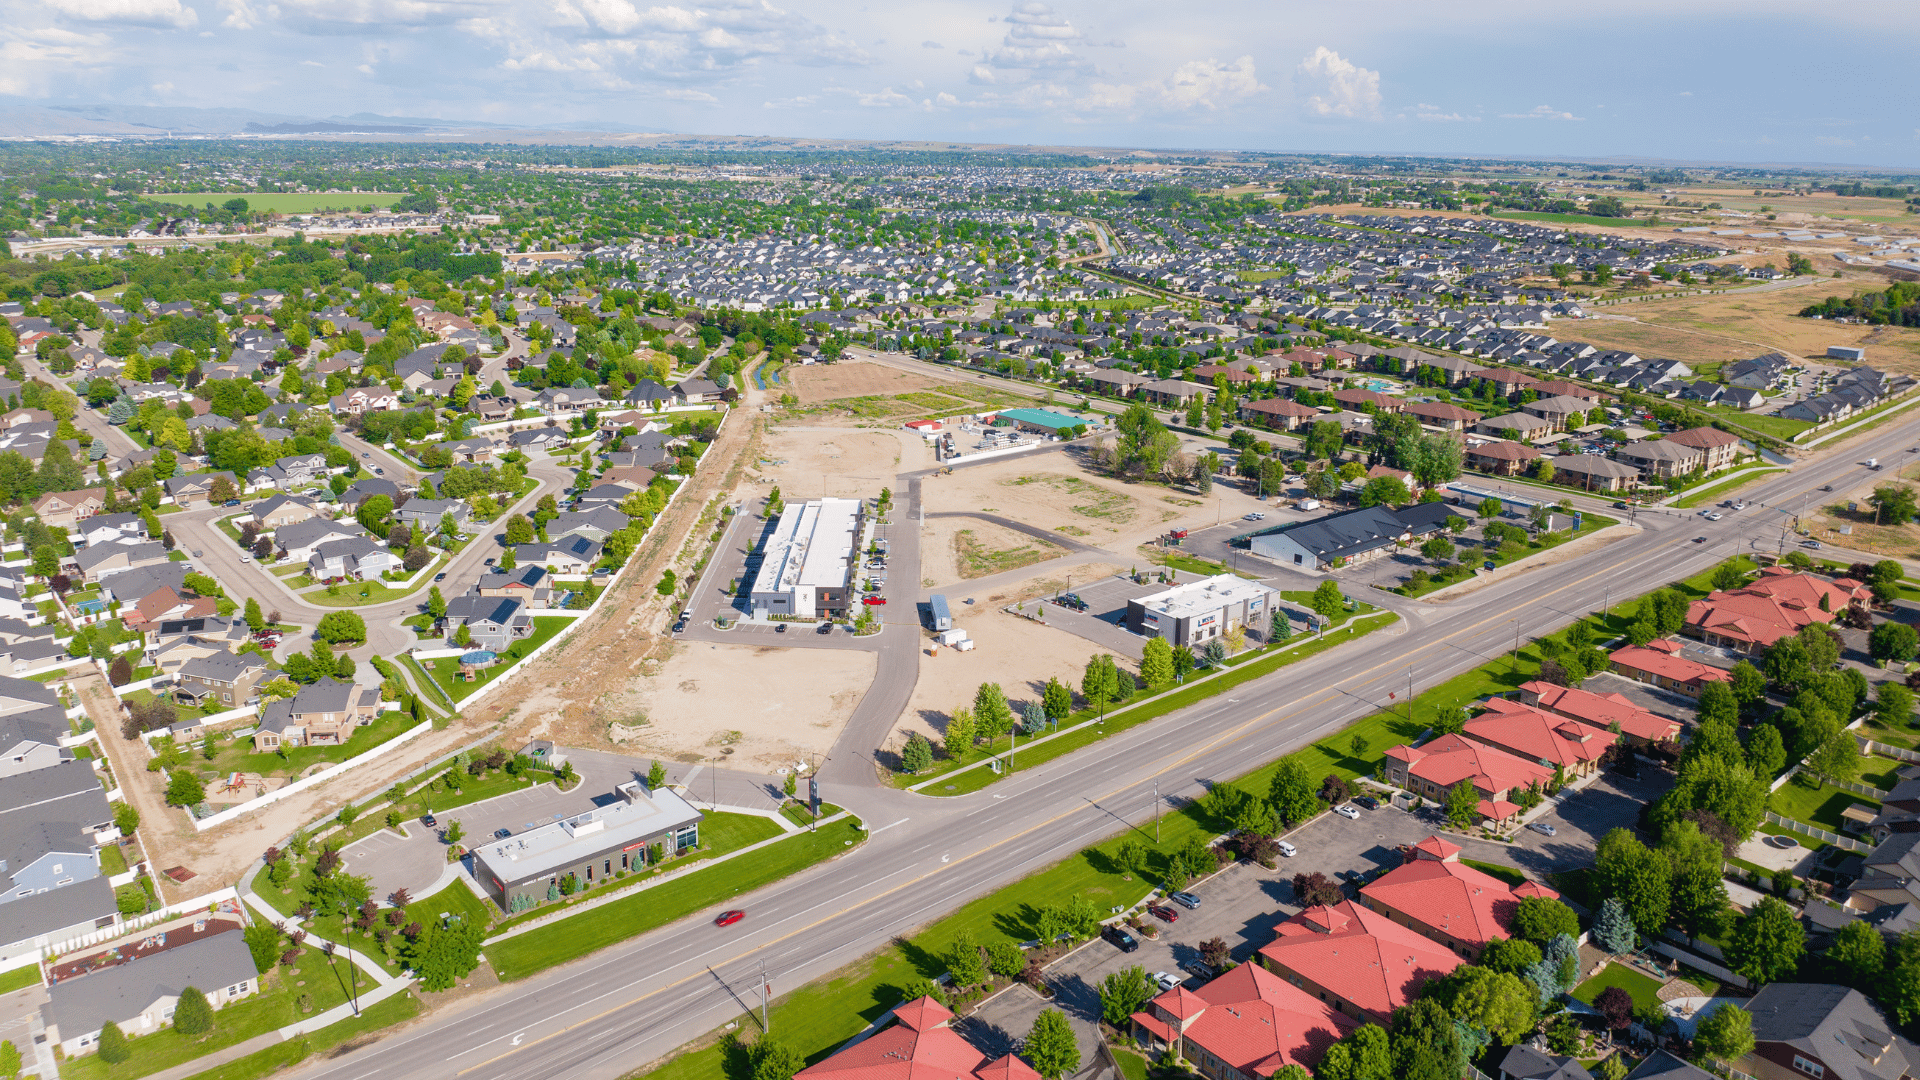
[
  {"x1": 1607, "y1": 640, "x2": 1732, "y2": 692},
  {"x1": 1464, "y1": 702, "x2": 1612, "y2": 770},
  {"x1": 796, "y1": 997, "x2": 1036, "y2": 1080},
  {"x1": 1361, "y1": 852, "x2": 1557, "y2": 950},
  {"x1": 1260, "y1": 901, "x2": 1463, "y2": 1021},
  {"x1": 1664, "y1": 426, "x2": 1741, "y2": 450},
  {"x1": 1138, "y1": 963, "x2": 1354, "y2": 1079},
  {"x1": 1464, "y1": 440, "x2": 1541, "y2": 462},
  {"x1": 1685, "y1": 569, "x2": 1864, "y2": 649},
  {"x1": 1515, "y1": 683, "x2": 1681, "y2": 744},
  {"x1": 1382, "y1": 732, "x2": 1551, "y2": 797}
]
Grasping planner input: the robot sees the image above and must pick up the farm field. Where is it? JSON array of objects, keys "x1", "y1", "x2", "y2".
[{"x1": 146, "y1": 191, "x2": 406, "y2": 213}]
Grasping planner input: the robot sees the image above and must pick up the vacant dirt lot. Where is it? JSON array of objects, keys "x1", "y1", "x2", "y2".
[
  {"x1": 924, "y1": 457, "x2": 1181, "y2": 552},
  {"x1": 785, "y1": 358, "x2": 950, "y2": 403},
  {"x1": 1571, "y1": 277, "x2": 1920, "y2": 368},
  {"x1": 1805, "y1": 468, "x2": 1920, "y2": 557},
  {"x1": 922, "y1": 517, "x2": 1067, "y2": 587},
  {"x1": 894, "y1": 568, "x2": 1128, "y2": 754},
  {"x1": 616, "y1": 640, "x2": 878, "y2": 770},
  {"x1": 756, "y1": 427, "x2": 922, "y2": 502}
]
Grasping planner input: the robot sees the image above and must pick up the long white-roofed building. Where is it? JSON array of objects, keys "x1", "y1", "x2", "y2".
[{"x1": 749, "y1": 497, "x2": 863, "y2": 620}]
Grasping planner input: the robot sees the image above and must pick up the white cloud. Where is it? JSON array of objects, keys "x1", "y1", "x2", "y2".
[
  {"x1": 1500, "y1": 104, "x2": 1583, "y2": 120},
  {"x1": 659, "y1": 86, "x2": 716, "y2": 103},
  {"x1": 921, "y1": 39, "x2": 941, "y2": 48},
  {"x1": 1293, "y1": 46, "x2": 1379, "y2": 120},
  {"x1": 299, "y1": 58, "x2": 323, "y2": 65},
  {"x1": 1158, "y1": 56, "x2": 1262, "y2": 111},
  {"x1": 45, "y1": 0, "x2": 198, "y2": 29},
  {"x1": 1413, "y1": 103, "x2": 1477, "y2": 122},
  {"x1": 1815, "y1": 135, "x2": 1856, "y2": 147}
]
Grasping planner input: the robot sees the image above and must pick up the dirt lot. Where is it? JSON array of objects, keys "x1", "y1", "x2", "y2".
[
  {"x1": 1570, "y1": 276, "x2": 1920, "y2": 368},
  {"x1": 611, "y1": 639, "x2": 877, "y2": 771},
  {"x1": 893, "y1": 565, "x2": 1128, "y2": 752},
  {"x1": 924, "y1": 517, "x2": 1067, "y2": 587},
  {"x1": 924, "y1": 456, "x2": 1181, "y2": 551},
  {"x1": 1806, "y1": 468, "x2": 1920, "y2": 556},
  {"x1": 755, "y1": 427, "x2": 922, "y2": 501},
  {"x1": 784, "y1": 358, "x2": 950, "y2": 403}
]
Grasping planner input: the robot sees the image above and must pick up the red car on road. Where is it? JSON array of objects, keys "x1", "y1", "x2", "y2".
[
  {"x1": 862, "y1": 597, "x2": 887, "y2": 606},
  {"x1": 715, "y1": 910, "x2": 746, "y2": 927}
]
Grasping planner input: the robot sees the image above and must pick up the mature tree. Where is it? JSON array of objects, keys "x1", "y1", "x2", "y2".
[
  {"x1": 317, "y1": 610, "x2": 367, "y2": 644},
  {"x1": 947, "y1": 931, "x2": 985, "y2": 990},
  {"x1": 1291, "y1": 872, "x2": 1345, "y2": 908},
  {"x1": 1683, "y1": 717, "x2": 1743, "y2": 771},
  {"x1": 1696, "y1": 680, "x2": 1738, "y2": 727},
  {"x1": 1730, "y1": 661, "x2": 1767, "y2": 709},
  {"x1": 1081, "y1": 655, "x2": 1115, "y2": 716},
  {"x1": 1695, "y1": 1004, "x2": 1755, "y2": 1064},
  {"x1": 1596, "y1": 985, "x2": 1635, "y2": 1046},
  {"x1": 1663, "y1": 821, "x2": 1730, "y2": 946},
  {"x1": 98, "y1": 1021, "x2": 130, "y2": 1065},
  {"x1": 1140, "y1": 637, "x2": 1174, "y2": 690},
  {"x1": 504, "y1": 514, "x2": 535, "y2": 546},
  {"x1": 1595, "y1": 828, "x2": 1671, "y2": 935},
  {"x1": 1592, "y1": 898, "x2": 1637, "y2": 954},
  {"x1": 1728, "y1": 897, "x2": 1806, "y2": 986},
  {"x1": 1871, "y1": 484, "x2": 1918, "y2": 526},
  {"x1": 243, "y1": 922, "x2": 282, "y2": 974},
  {"x1": 1445, "y1": 779, "x2": 1478, "y2": 828},
  {"x1": 750, "y1": 1040, "x2": 804, "y2": 1080},
  {"x1": 1389, "y1": 999, "x2": 1464, "y2": 1080},
  {"x1": 1359, "y1": 475, "x2": 1410, "y2": 508},
  {"x1": 1318, "y1": 1024, "x2": 1392, "y2": 1080},
  {"x1": 1024, "y1": 1009, "x2": 1080, "y2": 1080},
  {"x1": 1745, "y1": 724, "x2": 1788, "y2": 779},
  {"x1": 1311, "y1": 580, "x2": 1345, "y2": 624},
  {"x1": 1100, "y1": 966, "x2": 1156, "y2": 1026},
  {"x1": 1513, "y1": 896, "x2": 1581, "y2": 945},
  {"x1": 1268, "y1": 756, "x2": 1322, "y2": 826},
  {"x1": 973, "y1": 682, "x2": 1016, "y2": 743},
  {"x1": 1654, "y1": 753, "x2": 1768, "y2": 847},
  {"x1": 943, "y1": 707, "x2": 975, "y2": 760},
  {"x1": 1872, "y1": 621, "x2": 1920, "y2": 665},
  {"x1": 166, "y1": 769, "x2": 206, "y2": 808},
  {"x1": 173, "y1": 985, "x2": 213, "y2": 1036},
  {"x1": 1420, "y1": 536, "x2": 1455, "y2": 565},
  {"x1": 355, "y1": 493, "x2": 394, "y2": 537},
  {"x1": 1805, "y1": 724, "x2": 1862, "y2": 787},
  {"x1": 1481, "y1": 936, "x2": 1543, "y2": 975},
  {"x1": 1826, "y1": 919, "x2": 1884, "y2": 990},
  {"x1": 0, "y1": 1039, "x2": 19, "y2": 1080},
  {"x1": 1445, "y1": 966, "x2": 1537, "y2": 1045},
  {"x1": 400, "y1": 915, "x2": 486, "y2": 991}
]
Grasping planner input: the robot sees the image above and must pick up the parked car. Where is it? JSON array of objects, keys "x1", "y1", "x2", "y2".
[
  {"x1": 484, "y1": 558, "x2": 496, "y2": 566},
  {"x1": 1168, "y1": 891, "x2": 1202, "y2": 910},
  {"x1": 1147, "y1": 905, "x2": 1178, "y2": 923},
  {"x1": 816, "y1": 623, "x2": 834, "y2": 634},
  {"x1": 422, "y1": 812, "x2": 437, "y2": 827},
  {"x1": 494, "y1": 828, "x2": 512, "y2": 840},
  {"x1": 434, "y1": 573, "x2": 448, "y2": 582},
  {"x1": 1181, "y1": 960, "x2": 1215, "y2": 980},
  {"x1": 1277, "y1": 840, "x2": 1297, "y2": 858},
  {"x1": 1334, "y1": 804, "x2": 1361, "y2": 820},
  {"x1": 775, "y1": 623, "x2": 787, "y2": 633},
  {"x1": 1102, "y1": 925, "x2": 1139, "y2": 953},
  {"x1": 1152, "y1": 971, "x2": 1181, "y2": 992},
  {"x1": 1528, "y1": 822, "x2": 1557, "y2": 836},
  {"x1": 715, "y1": 910, "x2": 746, "y2": 927},
  {"x1": 1353, "y1": 795, "x2": 1379, "y2": 810},
  {"x1": 672, "y1": 618, "x2": 688, "y2": 633},
  {"x1": 862, "y1": 596, "x2": 887, "y2": 605}
]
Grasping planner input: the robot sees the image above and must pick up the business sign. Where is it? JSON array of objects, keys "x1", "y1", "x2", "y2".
[{"x1": 1196, "y1": 613, "x2": 1218, "y2": 628}]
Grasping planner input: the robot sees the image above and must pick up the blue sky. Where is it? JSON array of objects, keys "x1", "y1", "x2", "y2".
[{"x1": 3, "y1": 0, "x2": 1915, "y2": 167}]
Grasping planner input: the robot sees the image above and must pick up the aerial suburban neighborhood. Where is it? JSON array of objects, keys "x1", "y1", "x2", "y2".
[{"x1": 0, "y1": 19, "x2": 1916, "y2": 1080}]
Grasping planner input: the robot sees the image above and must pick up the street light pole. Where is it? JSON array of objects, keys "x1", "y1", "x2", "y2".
[{"x1": 1153, "y1": 778, "x2": 1161, "y2": 843}]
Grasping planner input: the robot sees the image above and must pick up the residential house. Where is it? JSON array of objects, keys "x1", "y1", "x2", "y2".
[
  {"x1": 442, "y1": 595, "x2": 532, "y2": 653},
  {"x1": 1519, "y1": 395, "x2": 1597, "y2": 431},
  {"x1": 1512, "y1": 682, "x2": 1683, "y2": 745},
  {"x1": 1735, "y1": 984, "x2": 1919, "y2": 1080},
  {"x1": 246, "y1": 452, "x2": 328, "y2": 491},
  {"x1": 46, "y1": 921, "x2": 260, "y2": 1057},
  {"x1": 1258, "y1": 900, "x2": 1462, "y2": 1023},
  {"x1": 1357, "y1": 834, "x2": 1561, "y2": 958},
  {"x1": 533, "y1": 387, "x2": 604, "y2": 415},
  {"x1": 174, "y1": 650, "x2": 268, "y2": 708},
  {"x1": 1241, "y1": 398, "x2": 1319, "y2": 431},
  {"x1": 514, "y1": 535, "x2": 603, "y2": 575},
  {"x1": 1380, "y1": 735, "x2": 1552, "y2": 826},
  {"x1": 548, "y1": 507, "x2": 629, "y2": 543},
  {"x1": 163, "y1": 472, "x2": 239, "y2": 508},
  {"x1": 1129, "y1": 961, "x2": 1355, "y2": 1079},
  {"x1": 1626, "y1": 1053, "x2": 1716, "y2": 1080},
  {"x1": 122, "y1": 587, "x2": 217, "y2": 635},
  {"x1": 508, "y1": 428, "x2": 573, "y2": 453},
  {"x1": 1473, "y1": 412, "x2": 1556, "y2": 442},
  {"x1": 252, "y1": 678, "x2": 385, "y2": 751},
  {"x1": 1331, "y1": 388, "x2": 1403, "y2": 414},
  {"x1": 1497, "y1": 1046, "x2": 1593, "y2": 1080},
  {"x1": 1404, "y1": 401, "x2": 1483, "y2": 431},
  {"x1": 394, "y1": 499, "x2": 470, "y2": 533},
  {"x1": 337, "y1": 479, "x2": 400, "y2": 508},
  {"x1": 477, "y1": 565, "x2": 550, "y2": 602},
  {"x1": 672, "y1": 378, "x2": 723, "y2": 404},
  {"x1": 308, "y1": 536, "x2": 397, "y2": 580},
  {"x1": 1465, "y1": 440, "x2": 1542, "y2": 476},
  {"x1": 1683, "y1": 567, "x2": 1868, "y2": 654},
  {"x1": 1606, "y1": 640, "x2": 1733, "y2": 698},
  {"x1": 74, "y1": 513, "x2": 147, "y2": 548},
  {"x1": 274, "y1": 519, "x2": 367, "y2": 563},
  {"x1": 75, "y1": 542, "x2": 168, "y2": 583},
  {"x1": 792, "y1": 997, "x2": 1042, "y2": 1080},
  {"x1": 31, "y1": 488, "x2": 106, "y2": 529},
  {"x1": 329, "y1": 387, "x2": 401, "y2": 415},
  {"x1": 1845, "y1": 833, "x2": 1920, "y2": 927}
]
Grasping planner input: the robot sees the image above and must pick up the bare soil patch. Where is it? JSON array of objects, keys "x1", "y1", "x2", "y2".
[
  {"x1": 1570, "y1": 278, "x2": 1920, "y2": 368},
  {"x1": 924, "y1": 456, "x2": 1177, "y2": 553},
  {"x1": 785, "y1": 359, "x2": 947, "y2": 404},
  {"x1": 756, "y1": 428, "x2": 913, "y2": 502},
  {"x1": 1806, "y1": 473, "x2": 1920, "y2": 556},
  {"x1": 616, "y1": 641, "x2": 877, "y2": 771},
  {"x1": 952, "y1": 523, "x2": 1065, "y2": 581}
]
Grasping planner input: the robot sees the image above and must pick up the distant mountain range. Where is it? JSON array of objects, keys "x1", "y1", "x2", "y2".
[{"x1": 0, "y1": 102, "x2": 673, "y2": 138}]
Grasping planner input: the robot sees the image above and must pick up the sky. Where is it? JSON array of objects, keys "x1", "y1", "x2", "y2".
[{"x1": 2, "y1": 0, "x2": 1916, "y2": 168}]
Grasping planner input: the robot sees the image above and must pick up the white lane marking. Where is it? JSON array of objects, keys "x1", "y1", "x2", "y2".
[{"x1": 867, "y1": 818, "x2": 909, "y2": 835}]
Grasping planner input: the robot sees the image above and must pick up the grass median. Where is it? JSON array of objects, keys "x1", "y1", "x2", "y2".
[
  {"x1": 181, "y1": 989, "x2": 423, "y2": 1080},
  {"x1": 487, "y1": 817, "x2": 865, "y2": 982}
]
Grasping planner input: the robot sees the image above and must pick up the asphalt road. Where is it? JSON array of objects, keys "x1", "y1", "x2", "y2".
[{"x1": 273, "y1": 406, "x2": 1920, "y2": 1080}]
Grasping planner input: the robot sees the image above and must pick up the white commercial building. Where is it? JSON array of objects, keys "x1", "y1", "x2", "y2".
[
  {"x1": 1123, "y1": 573, "x2": 1275, "y2": 648},
  {"x1": 750, "y1": 497, "x2": 862, "y2": 619}
]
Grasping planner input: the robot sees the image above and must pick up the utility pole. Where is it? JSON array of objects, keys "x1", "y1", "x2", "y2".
[
  {"x1": 1406, "y1": 667, "x2": 1414, "y2": 728},
  {"x1": 759, "y1": 961, "x2": 771, "y2": 1032},
  {"x1": 1153, "y1": 778, "x2": 1161, "y2": 843}
]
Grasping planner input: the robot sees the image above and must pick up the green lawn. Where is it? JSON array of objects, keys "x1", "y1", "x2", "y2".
[
  {"x1": 1399, "y1": 516, "x2": 1618, "y2": 598},
  {"x1": 259, "y1": 879, "x2": 496, "y2": 977},
  {"x1": 1112, "y1": 1046, "x2": 1150, "y2": 1080},
  {"x1": 146, "y1": 192, "x2": 407, "y2": 214},
  {"x1": 120, "y1": 689, "x2": 202, "y2": 728},
  {"x1": 1768, "y1": 776, "x2": 1880, "y2": 832},
  {"x1": 428, "y1": 617, "x2": 574, "y2": 702},
  {"x1": 488, "y1": 817, "x2": 864, "y2": 981},
  {"x1": 1859, "y1": 757, "x2": 1903, "y2": 791},
  {"x1": 181, "y1": 989, "x2": 422, "y2": 1080},
  {"x1": 1493, "y1": 211, "x2": 1657, "y2": 228},
  {"x1": 1856, "y1": 711, "x2": 1920, "y2": 752},
  {"x1": 99, "y1": 841, "x2": 129, "y2": 877},
  {"x1": 203, "y1": 709, "x2": 425, "y2": 780},
  {"x1": 1572, "y1": 963, "x2": 1667, "y2": 1012},
  {"x1": 1461, "y1": 858, "x2": 1525, "y2": 887},
  {"x1": 0, "y1": 965, "x2": 40, "y2": 994},
  {"x1": 1698, "y1": 407, "x2": 1813, "y2": 442},
  {"x1": 59, "y1": 946, "x2": 353, "y2": 1080},
  {"x1": 1672, "y1": 469, "x2": 1786, "y2": 509},
  {"x1": 296, "y1": 579, "x2": 425, "y2": 607}
]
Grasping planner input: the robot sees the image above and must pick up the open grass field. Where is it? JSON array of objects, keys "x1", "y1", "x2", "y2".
[
  {"x1": 1768, "y1": 775, "x2": 1880, "y2": 832},
  {"x1": 147, "y1": 192, "x2": 406, "y2": 213},
  {"x1": 1574, "y1": 277, "x2": 1920, "y2": 368},
  {"x1": 1494, "y1": 211, "x2": 1663, "y2": 229}
]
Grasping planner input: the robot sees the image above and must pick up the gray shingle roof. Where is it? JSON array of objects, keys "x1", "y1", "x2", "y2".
[
  {"x1": 47, "y1": 929, "x2": 257, "y2": 1038},
  {"x1": 1747, "y1": 983, "x2": 1920, "y2": 1080}
]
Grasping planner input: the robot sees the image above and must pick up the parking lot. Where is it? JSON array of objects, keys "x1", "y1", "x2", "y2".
[
  {"x1": 1025, "y1": 571, "x2": 1216, "y2": 661},
  {"x1": 1507, "y1": 764, "x2": 1677, "y2": 877}
]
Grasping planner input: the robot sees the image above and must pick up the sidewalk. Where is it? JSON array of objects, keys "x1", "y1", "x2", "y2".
[{"x1": 239, "y1": 893, "x2": 404, "y2": 988}]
